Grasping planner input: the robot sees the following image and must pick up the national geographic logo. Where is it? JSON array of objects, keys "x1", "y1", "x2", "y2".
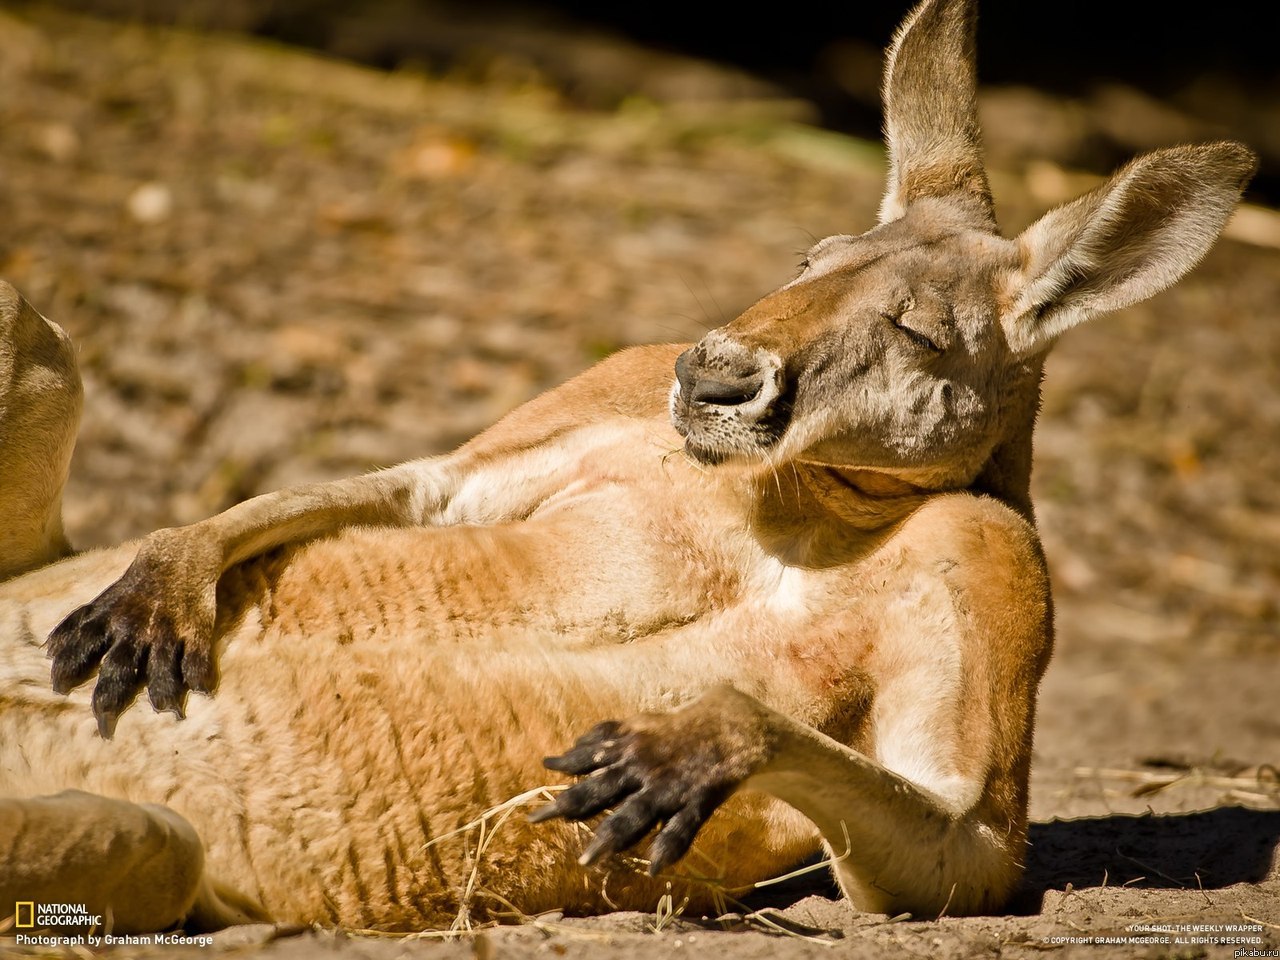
[
  {"x1": 9, "y1": 901, "x2": 104, "y2": 928},
  {"x1": 7, "y1": 901, "x2": 215, "y2": 949}
]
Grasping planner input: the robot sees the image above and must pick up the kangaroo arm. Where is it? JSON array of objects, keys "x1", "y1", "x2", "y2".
[
  {"x1": 745, "y1": 712, "x2": 1021, "y2": 917},
  {"x1": 535, "y1": 684, "x2": 1024, "y2": 918},
  {"x1": 202, "y1": 465, "x2": 433, "y2": 570},
  {"x1": 44, "y1": 464, "x2": 451, "y2": 737},
  {"x1": 46, "y1": 344, "x2": 686, "y2": 736}
]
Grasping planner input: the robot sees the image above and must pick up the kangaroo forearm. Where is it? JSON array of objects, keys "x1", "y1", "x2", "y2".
[
  {"x1": 213, "y1": 462, "x2": 439, "y2": 569},
  {"x1": 747, "y1": 707, "x2": 1022, "y2": 916},
  {"x1": 750, "y1": 712, "x2": 958, "y2": 833}
]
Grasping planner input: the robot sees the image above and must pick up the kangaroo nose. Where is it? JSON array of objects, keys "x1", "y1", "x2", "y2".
[{"x1": 675, "y1": 348, "x2": 765, "y2": 407}]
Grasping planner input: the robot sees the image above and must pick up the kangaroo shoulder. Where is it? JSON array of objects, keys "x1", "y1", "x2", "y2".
[
  {"x1": 906, "y1": 494, "x2": 1045, "y2": 575},
  {"x1": 902, "y1": 494, "x2": 1052, "y2": 654},
  {"x1": 460, "y1": 344, "x2": 687, "y2": 460}
]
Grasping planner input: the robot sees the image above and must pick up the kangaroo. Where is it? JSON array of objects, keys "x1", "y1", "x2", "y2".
[{"x1": 0, "y1": 0, "x2": 1254, "y2": 936}]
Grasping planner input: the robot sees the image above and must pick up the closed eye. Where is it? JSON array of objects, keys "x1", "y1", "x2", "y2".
[
  {"x1": 882, "y1": 309, "x2": 943, "y2": 353},
  {"x1": 894, "y1": 319, "x2": 942, "y2": 353}
]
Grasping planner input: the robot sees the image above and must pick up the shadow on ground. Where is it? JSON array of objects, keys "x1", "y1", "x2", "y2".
[
  {"x1": 1014, "y1": 807, "x2": 1280, "y2": 910},
  {"x1": 737, "y1": 806, "x2": 1280, "y2": 919}
]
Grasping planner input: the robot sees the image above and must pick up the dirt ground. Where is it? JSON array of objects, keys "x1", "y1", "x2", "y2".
[{"x1": 0, "y1": 6, "x2": 1277, "y2": 958}]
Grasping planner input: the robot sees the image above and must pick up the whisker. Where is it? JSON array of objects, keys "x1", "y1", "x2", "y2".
[
  {"x1": 698, "y1": 275, "x2": 729, "y2": 325},
  {"x1": 678, "y1": 275, "x2": 719, "y2": 332},
  {"x1": 665, "y1": 313, "x2": 717, "y2": 336}
]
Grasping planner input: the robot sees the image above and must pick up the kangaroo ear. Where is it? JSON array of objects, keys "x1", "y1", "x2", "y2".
[
  {"x1": 879, "y1": 0, "x2": 994, "y2": 228},
  {"x1": 1001, "y1": 142, "x2": 1256, "y2": 357}
]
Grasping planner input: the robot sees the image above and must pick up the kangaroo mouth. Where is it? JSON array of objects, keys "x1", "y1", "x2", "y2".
[
  {"x1": 670, "y1": 387, "x2": 793, "y2": 466},
  {"x1": 681, "y1": 437, "x2": 732, "y2": 466},
  {"x1": 668, "y1": 340, "x2": 794, "y2": 466}
]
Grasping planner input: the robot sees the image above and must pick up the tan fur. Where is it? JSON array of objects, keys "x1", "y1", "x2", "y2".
[
  {"x1": 0, "y1": 0, "x2": 1254, "y2": 933},
  {"x1": 0, "y1": 281, "x2": 81, "y2": 581}
]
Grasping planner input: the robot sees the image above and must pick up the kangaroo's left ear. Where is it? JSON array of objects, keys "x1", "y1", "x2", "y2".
[{"x1": 1001, "y1": 142, "x2": 1257, "y2": 357}]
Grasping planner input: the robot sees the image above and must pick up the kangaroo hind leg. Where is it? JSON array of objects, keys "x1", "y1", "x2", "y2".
[{"x1": 0, "y1": 790, "x2": 267, "y2": 934}]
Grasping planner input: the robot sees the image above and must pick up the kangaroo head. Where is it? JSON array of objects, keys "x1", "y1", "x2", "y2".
[{"x1": 671, "y1": 0, "x2": 1255, "y2": 499}]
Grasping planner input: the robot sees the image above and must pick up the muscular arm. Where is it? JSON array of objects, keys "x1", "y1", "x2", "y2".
[
  {"x1": 47, "y1": 344, "x2": 684, "y2": 735},
  {"x1": 533, "y1": 682, "x2": 1026, "y2": 918}
]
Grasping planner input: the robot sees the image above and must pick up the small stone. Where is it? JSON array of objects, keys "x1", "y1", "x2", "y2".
[
  {"x1": 127, "y1": 182, "x2": 172, "y2": 223},
  {"x1": 37, "y1": 122, "x2": 79, "y2": 162}
]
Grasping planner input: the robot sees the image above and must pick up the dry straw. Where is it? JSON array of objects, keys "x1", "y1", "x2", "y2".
[{"x1": 349, "y1": 784, "x2": 853, "y2": 944}]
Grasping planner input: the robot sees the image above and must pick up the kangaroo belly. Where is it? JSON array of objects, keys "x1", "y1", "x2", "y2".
[
  {"x1": 0, "y1": 507, "x2": 822, "y2": 927},
  {"x1": 0, "y1": 630, "x2": 818, "y2": 928}
]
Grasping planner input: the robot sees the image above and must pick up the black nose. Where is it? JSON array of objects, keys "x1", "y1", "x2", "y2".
[{"x1": 675, "y1": 348, "x2": 764, "y2": 407}]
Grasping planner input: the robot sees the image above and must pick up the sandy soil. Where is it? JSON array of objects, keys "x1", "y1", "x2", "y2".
[{"x1": 0, "y1": 7, "x2": 1277, "y2": 958}]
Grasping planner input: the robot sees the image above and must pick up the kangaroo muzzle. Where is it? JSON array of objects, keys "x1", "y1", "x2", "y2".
[{"x1": 670, "y1": 335, "x2": 788, "y2": 464}]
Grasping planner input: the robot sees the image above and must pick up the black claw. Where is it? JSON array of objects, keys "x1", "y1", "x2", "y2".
[
  {"x1": 530, "y1": 757, "x2": 642, "y2": 826},
  {"x1": 579, "y1": 791, "x2": 659, "y2": 865},
  {"x1": 543, "y1": 721, "x2": 624, "y2": 774},
  {"x1": 92, "y1": 699, "x2": 127, "y2": 739},
  {"x1": 45, "y1": 608, "x2": 85, "y2": 659},
  {"x1": 147, "y1": 643, "x2": 188, "y2": 718},
  {"x1": 47, "y1": 608, "x2": 112, "y2": 694},
  {"x1": 50, "y1": 635, "x2": 111, "y2": 694},
  {"x1": 96, "y1": 709, "x2": 119, "y2": 741},
  {"x1": 91, "y1": 685, "x2": 136, "y2": 733},
  {"x1": 181, "y1": 645, "x2": 216, "y2": 694},
  {"x1": 534, "y1": 707, "x2": 755, "y2": 876},
  {"x1": 90, "y1": 638, "x2": 150, "y2": 735},
  {"x1": 646, "y1": 803, "x2": 710, "y2": 876},
  {"x1": 559, "y1": 765, "x2": 644, "y2": 821},
  {"x1": 527, "y1": 802, "x2": 563, "y2": 825},
  {"x1": 543, "y1": 741, "x2": 621, "y2": 775}
]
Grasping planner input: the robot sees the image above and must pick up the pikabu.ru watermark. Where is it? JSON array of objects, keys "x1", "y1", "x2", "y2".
[{"x1": 6, "y1": 901, "x2": 212, "y2": 948}]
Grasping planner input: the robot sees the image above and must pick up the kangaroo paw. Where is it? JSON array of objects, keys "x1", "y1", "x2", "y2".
[
  {"x1": 531, "y1": 686, "x2": 771, "y2": 876},
  {"x1": 46, "y1": 536, "x2": 218, "y2": 737}
]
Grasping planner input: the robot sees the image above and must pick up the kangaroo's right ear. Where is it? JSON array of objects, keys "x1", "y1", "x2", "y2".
[
  {"x1": 1001, "y1": 142, "x2": 1257, "y2": 357},
  {"x1": 879, "y1": 0, "x2": 994, "y2": 228}
]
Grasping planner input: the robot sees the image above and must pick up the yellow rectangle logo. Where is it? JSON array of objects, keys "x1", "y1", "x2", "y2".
[{"x1": 14, "y1": 902, "x2": 35, "y2": 928}]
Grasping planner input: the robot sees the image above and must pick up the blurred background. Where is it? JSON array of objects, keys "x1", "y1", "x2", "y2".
[
  {"x1": 23, "y1": 0, "x2": 1280, "y2": 204},
  {"x1": 0, "y1": 0, "x2": 1276, "y2": 833}
]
